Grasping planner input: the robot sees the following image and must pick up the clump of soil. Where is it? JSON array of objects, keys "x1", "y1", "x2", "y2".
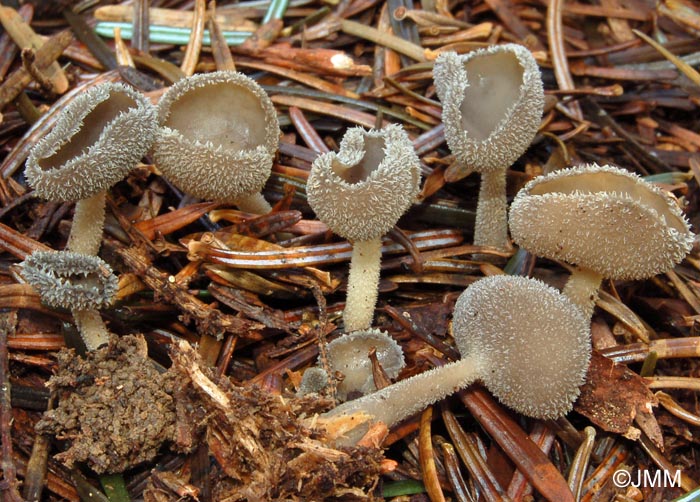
[
  {"x1": 149, "y1": 340, "x2": 384, "y2": 501},
  {"x1": 36, "y1": 335, "x2": 177, "y2": 473}
]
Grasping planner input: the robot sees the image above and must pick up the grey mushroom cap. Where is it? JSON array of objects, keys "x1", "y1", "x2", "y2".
[
  {"x1": 152, "y1": 71, "x2": 280, "y2": 202},
  {"x1": 306, "y1": 124, "x2": 421, "y2": 242},
  {"x1": 433, "y1": 44, "x2": 544, "y2": 178},
  {"x1": 509, "y1": 164, "x2": 695, "y2": 280},
  {"x1": 26, "y1": 82, "x2": 158, "y2": 202},
  {"x1": 453, "y1": 275, "x2": 591, "y2": 419},
  {"x1": 21, "y1": 250, "x2": 118, "y2": 310},
  {"x1": 326, "y1": 328, "x2": 405, "y2": 401}
]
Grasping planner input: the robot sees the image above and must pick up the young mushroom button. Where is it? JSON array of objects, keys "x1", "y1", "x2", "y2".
[
  {"x1": 153, "y1": 71, "x2": 280, "y2": 214},
  {"x1": 321, "y1": 275, "x2": 591, "y2": 446},
  {"x1": 433, "y1": 44, "x2": 544, "y2": 251},
  {"x1": 307, "y1": 124, "x2": 421, "y2": 333},
  {"x1": 509, "y1": 163, "x2": 695, "y2": 319}
]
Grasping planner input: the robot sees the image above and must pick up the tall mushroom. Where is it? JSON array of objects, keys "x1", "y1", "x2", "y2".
[
  {"x1": 152, "y1": 71, "x2": 280, "y2": 214},
  {"x1": 306, "y1": 124, "x2": 421, "y2": 332},
  {"x1": 23, "y1": 82, "x2": 158, "y2": 349},
  {"x1": 433, "y1": 44, "x2": 544, "y2": 251},
  {"x1": 321, "y1": 275, "x2": 591, "y2": 445},
  {"x1": 509, "y1": 163, "x2": 695, "y2": 319}
]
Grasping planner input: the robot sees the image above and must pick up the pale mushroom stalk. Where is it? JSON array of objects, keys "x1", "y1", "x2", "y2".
[
  {"x1": 344, "y1": 238, "x2": 382, "y2": 332},
  {"x1": 24, "y1": 82, "x2": 158, "y2": 350},
  {"x1": 67, "y1": 192, "x2": 106, "y2": 256},
  {"x1": 433, "y1": 44, "x2": 543, "y2": 252},
  {"x1": 306, "y1": 125, "x2": 421, "y2": 332},
  {"x1": 562, "y1": 267, "x2": 604, "y2": 320},
  {"x1": 321, "y1": 275, "x2": 591, "y2": 446},
  {"x1": 473, "y1": 168, "x2": 508, "y2": 250},
  {"x1": 72, "y1": 309, "x2": 110, "y2": 349}
]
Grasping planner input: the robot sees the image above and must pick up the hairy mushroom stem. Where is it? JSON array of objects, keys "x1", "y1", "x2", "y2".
[
  {"x1": 325, "y1": 355, "x2": 481, "y2": 444},
  {"x1": 344, "y1": 238, "x2": 383, "y2": 333},
  {"x1": 474, "y1": 168, "x2": 509, "y2": 251},
  {"x1": 67, "y1": 192, "x2": 107, "y2": 256},
  {"x1": 72, "y1": 309, "x2": 110, "y2": 350},
  {"x1": 562, "y1": 267, "x2": 604, "y2": 320}
]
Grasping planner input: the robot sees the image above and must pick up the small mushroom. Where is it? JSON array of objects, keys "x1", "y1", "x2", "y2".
[
  {"x1": 306, "y1": 124, "x2": 421, "y2": 332},
  {"x1": 24, "y1": 82, "x2": 157, "y2": 349},
  {"x1": 326, "y1": 329, "x2": 405, "y2": 401},
  {"x1": 153, "y1": 71, "x2": 280, "y2": 214},
  {"x1": 321, "y1": 275, "x2": 591, "y2": 445},
  {"x1": 21, "y1": 251, "x2": 118, "y2": 349},
  {"x1": 26, "y1": 82, "x2": 158, "y2": 255},
  {"x1": 297, "y1": 367, "x2": 330, "y2": 396},
  {"x1": 433, "y1": 44, "x2": 544, "y2": 251},
  {"x1": 509, "y1": 163, "x2": 695, "y2": 319}
]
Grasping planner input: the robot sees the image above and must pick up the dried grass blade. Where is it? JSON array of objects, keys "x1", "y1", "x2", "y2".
[
  {"x1": 632, "y1": 29, "x2": 700, "y2": 87},
  {"x1": 289, "y1": 106, "x2": 330, "y2": 154},
  {"x1": 238, "y1": 61, "x2": 357, "y2": 97},
  {"x1": 0, "y1": 6, "x2": 69, "y2": 94},
  {"x1": 0, "y1": 222, "x2": 52, "y2": 259},
  {"x1": 546, "y1": 0, "x2": 583, "y2": 121},
  {"x1": 271, "y1": 94, "x2": 388, "y2": 129},
  {"x1": 209, "y1": 1, "x2": 236, "y2": 72},
  {"x1": 596, "y1": 290, "x2": 653, "y2": 343},
  {"x1": 443, "y1": 407, "x2": 508, "y2": 502},
  {"x1": 181, "y1": 0, "x2": 206, "y2": 76},
  {"x1": 0, "y1": 30, "x2": 73, "y2": 112},
  {"x1": 63, "y1": 8, "x2": 117, "y2": 70},
  {"x1": 459, "y1": 387, "x2": 575, "y2": 502},
  {"x1": 190, "y1": 229, "x2": 462, "y2": 269},
  {"x1": 418, "y1": 407, "x2": 446, "y2": 502},
  {"x1": 132, "y1": 0, "x2": 150, "y2": 53},
  {"x1": 134, "y1": 202, "x2": 219, "y2": 240},
  {"x1": 340, "y1": 18, "x2": 427, "y2": 62},
  {"x1": 95, "y1": 5, "x2": 256, "y2": 31}
]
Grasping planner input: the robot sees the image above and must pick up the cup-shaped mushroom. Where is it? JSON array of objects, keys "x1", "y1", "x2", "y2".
[
  {"x1": 26, "y1": 82, "x2": 158, "y2": 203},
  {"x1": 509, "y1": 163, "x2": 695, "y2": 319},
  {"x1": 326, "y1": 329, "x2": 405, "y2": 401},
  {"x1": 153, "y1": 71, "x2": 280, "y2": 214},
  {"x1": 22, "y1": 250, "x2": 118, "y2": 350},
  {"x1": 307, "y1": 124, "x2": 421, "y2": 332},
  {"x1": 433, "y1": 44, "x2": 543, "y2": 251},
  {"x1": 25, "y1": 82, "x2": 158, "y2": 256},
  {"x1": 322, "y1": 275, "x2": 591, "y2": 445}
]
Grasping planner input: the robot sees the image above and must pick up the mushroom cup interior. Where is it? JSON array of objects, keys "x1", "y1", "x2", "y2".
[
  {"x1": 165, "y1": 82, "x2": 268, "y2": 151},
  {"x1": 528, "y1": 170, "x2": 688, "y2": 235},
  {"x1": 38, "y1": 91, "x2": 138, "y2": 171},
  {"x1": 460, "y1": 51, "x2": 523, "y2": 142},
  {"x1": 331, "y1": 135, "x2": 386, "y2": 184}
]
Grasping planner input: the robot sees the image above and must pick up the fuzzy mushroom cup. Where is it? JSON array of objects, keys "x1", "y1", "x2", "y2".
[
  {"x1": 22, "y1": 251, "x2": 118, "y2": 349},
  {"x1": 433, "y1": 44, "x2": 544, "y2": 251},
  {"x1": 24, "y1": 81, "x2": 158, "y2": 350},
  {"x1": 25, "y1": 82, "x2": 158, "y2": 255},
  {"x1": 321, "y1": 275, "x2": 591, "y2": 445},
  {"x1": 153, "y1": 71, "x2": 280, "y2": 214},
  {"x1": 509, "y1": 163, "x2": 695, "y2": 319},
  {"x1": 307, "y1": 124, "x2": 421, "y2": 333}
]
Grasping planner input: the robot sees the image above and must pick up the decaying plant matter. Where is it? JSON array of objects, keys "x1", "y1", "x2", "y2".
[{"x1": 1, "y1": 1, "x2": 700, "y2": 501}]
